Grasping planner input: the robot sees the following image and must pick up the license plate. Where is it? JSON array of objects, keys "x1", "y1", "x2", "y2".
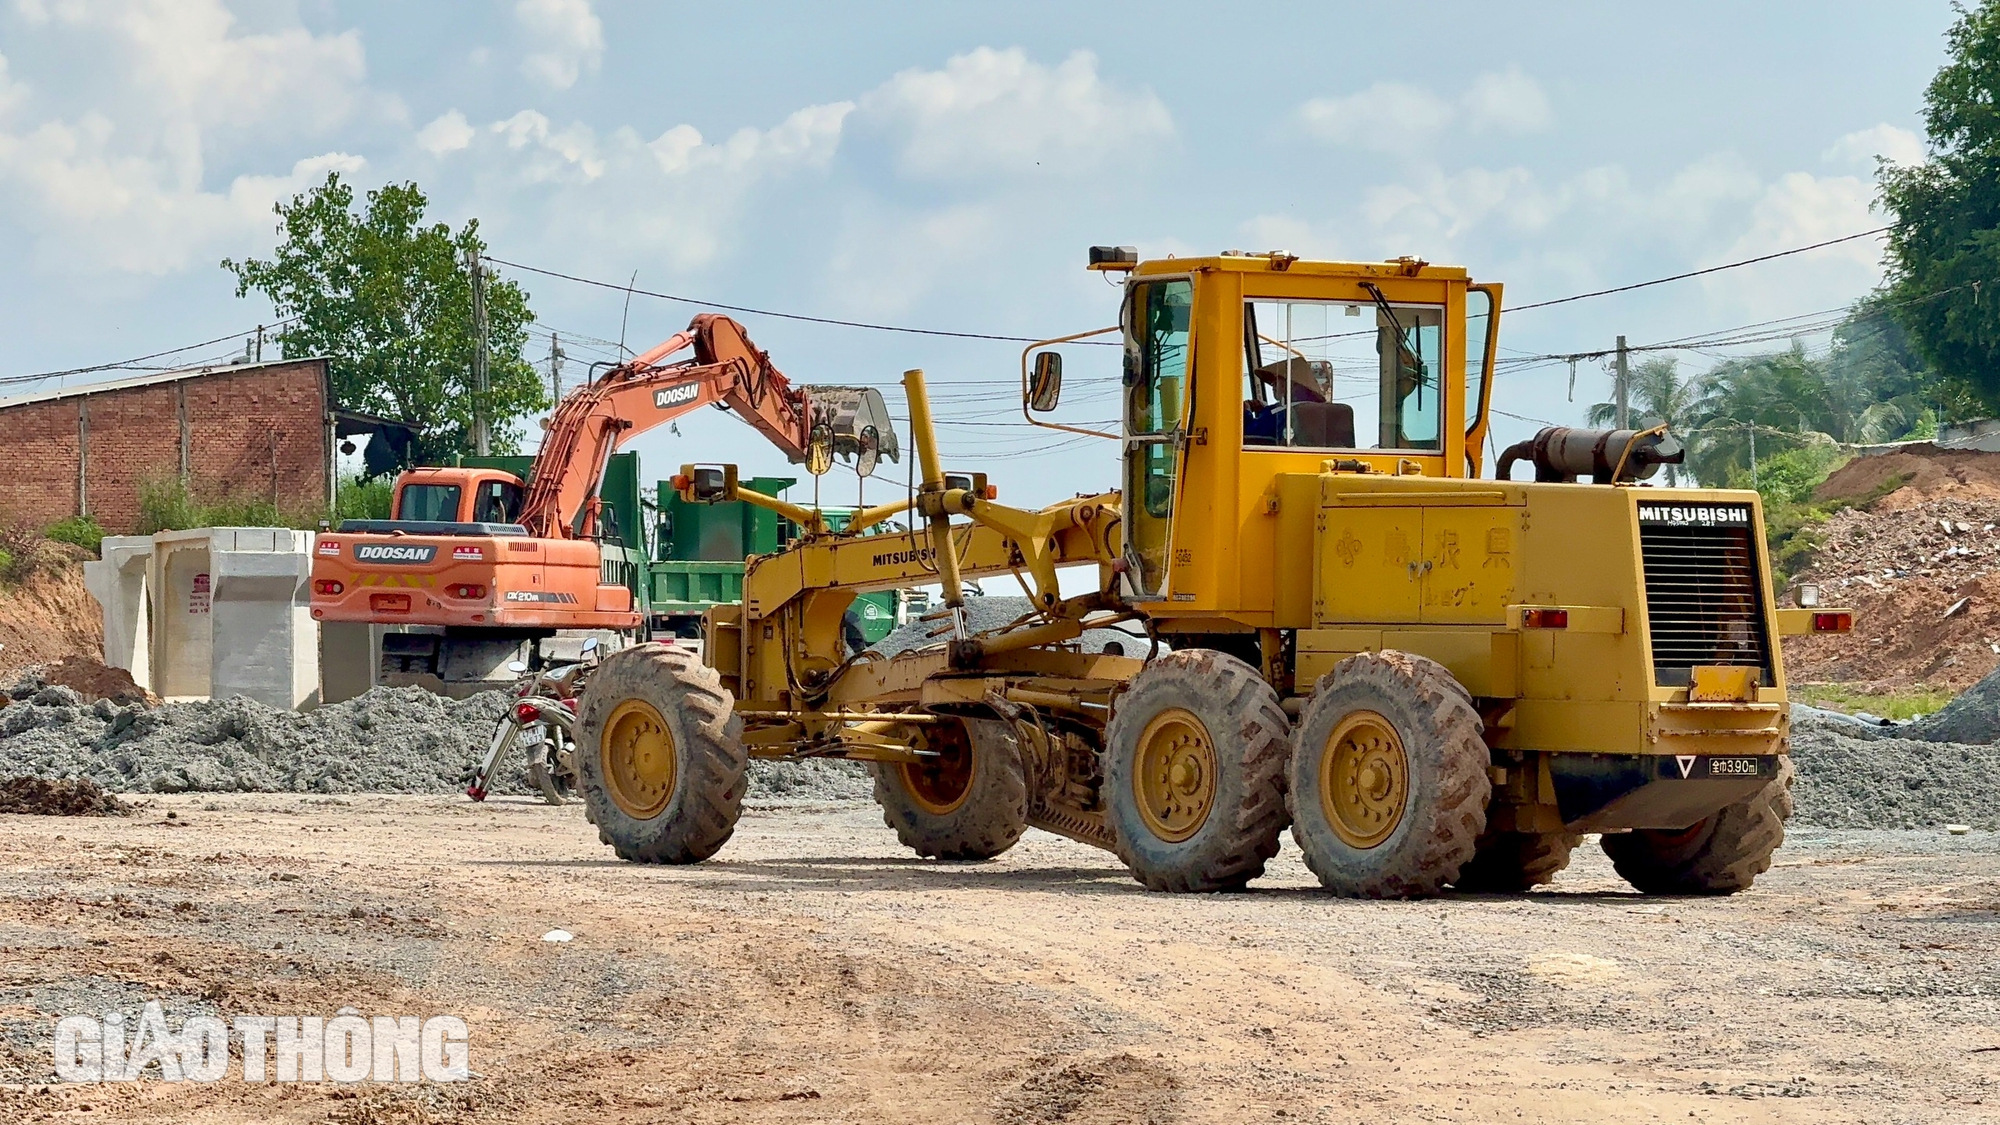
[{"x1": 1708, "y1": 757, "x2": 1761, "y2": 777}]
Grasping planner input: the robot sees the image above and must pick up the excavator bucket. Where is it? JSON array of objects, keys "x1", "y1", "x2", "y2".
[{"x1": 800, "y1": 386, "x2": 901, "y2": 478}]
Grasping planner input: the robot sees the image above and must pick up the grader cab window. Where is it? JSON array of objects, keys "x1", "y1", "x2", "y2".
[
  {"x1": 1242, "y1": 298, "x2": 1443, "y2": 452},
  {"x1": 1122, "y1": 277, "x2": 1192, "y2": 599}
]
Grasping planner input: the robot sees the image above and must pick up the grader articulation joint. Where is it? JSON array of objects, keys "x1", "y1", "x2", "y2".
[{"x1": 575, "y1": 248, "x2": 1846, "y2": 898}]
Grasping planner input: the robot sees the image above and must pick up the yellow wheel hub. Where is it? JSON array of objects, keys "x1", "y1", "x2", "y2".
[
  {"x1": 1133, "y1": 708, "x2": 1217, "y2": 843},
  {"x1": 1320, "y1": 710, "x2": 1408, "y2": 849},
  {"x1": 602, "y1": 699, "x2": 678, "y2": 819},
  {"x1": 899, "y1": 723, "x2": 976, "y2": 816}
]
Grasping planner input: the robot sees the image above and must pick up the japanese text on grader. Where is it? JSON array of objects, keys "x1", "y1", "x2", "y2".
[{"x1": 574, "y1": 248, "x2": 1853, "y2": 897}]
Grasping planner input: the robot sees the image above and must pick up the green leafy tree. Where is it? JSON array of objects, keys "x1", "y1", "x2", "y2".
[
  {"x1": 1880, "y1": 0, "x2": 2000, "y2": 409},
  {"x1": 223, "y1": 173, "x2": 546, "y2": 469}
]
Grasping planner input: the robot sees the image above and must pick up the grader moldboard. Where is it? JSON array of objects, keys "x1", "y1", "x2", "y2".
[{"x1": 573, "y1": 248, "x2": 1852, "y2": 897}]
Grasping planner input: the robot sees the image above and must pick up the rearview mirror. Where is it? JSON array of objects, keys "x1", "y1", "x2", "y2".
[
  {"x1": 506, "y1": 660, "x2": 528, "y2": 674},
  {"x1": 581, "y1": 637, "x2": 600, "y2": 653},
  {"x1": 1028, "y1": 351, "x2": 1063, "y2": 412}
]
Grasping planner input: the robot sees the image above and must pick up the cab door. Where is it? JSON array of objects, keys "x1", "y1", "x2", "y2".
[{"x1": 1122, "y1": 278, "x2": 1193, "y2": 600}]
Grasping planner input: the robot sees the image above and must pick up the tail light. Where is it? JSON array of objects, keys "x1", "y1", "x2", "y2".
[
  {"x1": 515, "y1": 701, "x2": 542, "y2": 722},
  {"x1": 369, "y1": 593, "x2": 411, "y2": 613},
  {"x1": 1811, "y1": 612, "x2": 1852, "y2": 634},
  {"x1": 449, "y1": 583, "x2": 488, "y2": 599},
  {"x1": 560, "y1": 698, "x2": 579, "y2": 713},
  {"x1": 314, "y1": 579, "x2": 344, "y2": 596},
  {"x1": 1521, "y1": 608, "x2": 1569, "y2": 629}
]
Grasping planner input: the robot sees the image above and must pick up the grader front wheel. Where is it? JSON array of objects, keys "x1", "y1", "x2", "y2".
[
  {"x1": 869, "y1": 719, "x2": 1029, "y2": 861},
  {"x1": 1288, "y1": 651, "x2": 1491, "y2": 898},
  {"x1": 1103, "y1": 650, "x2": 1290, "y2": 892},
  {"x1": 577, "y1": 643, "x2": 747, "y2": 864}
]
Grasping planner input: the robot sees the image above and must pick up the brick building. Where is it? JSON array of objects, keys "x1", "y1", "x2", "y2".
[{"x1": 0, "y1": 358, "x2": 336, "y2": 534}]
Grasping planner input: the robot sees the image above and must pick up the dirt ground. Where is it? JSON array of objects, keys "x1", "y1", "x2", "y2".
[{"x1": 0, "y1": 797, "x2": 1995, "y2": 1125}]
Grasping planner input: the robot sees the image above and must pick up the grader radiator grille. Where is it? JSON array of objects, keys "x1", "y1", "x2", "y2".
[{"x1": 1637, "y1": 505, "x2": 1773, "y2": 687}]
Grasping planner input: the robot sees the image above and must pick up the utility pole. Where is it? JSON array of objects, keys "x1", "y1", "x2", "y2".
[
  {"x1": 466, "y1": 248, "x2": 490, "y2": 455},
  {"x1": 1614, "y1": 335, "x2": 1630, "y2": 430},
  {"x1": 548, "y1": 332, "x2": 565, "y2": 408}
]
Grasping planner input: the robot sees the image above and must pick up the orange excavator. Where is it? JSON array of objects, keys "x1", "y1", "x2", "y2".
[{"x1": 310, "y1": 313, "x2": 898, "y2": 694}]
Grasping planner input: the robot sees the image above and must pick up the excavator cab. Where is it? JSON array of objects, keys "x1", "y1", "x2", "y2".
[{"x1": 388, "y1": 467, "x2": 527, "y2": 527}]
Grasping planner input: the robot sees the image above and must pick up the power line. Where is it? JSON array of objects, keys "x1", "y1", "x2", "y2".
[
  {"x1": 488, "y1": 255, "x2": 1118, "y2": 346},
  {"x1": 0, "y1": 318, "x2": 299, "y2": 388},
  {"x1": 1506, "y1": 227, "x2": 1890, "y2": 313}
]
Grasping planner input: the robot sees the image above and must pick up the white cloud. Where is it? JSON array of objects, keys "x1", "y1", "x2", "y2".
[
  {"x1": 0, "y1": 4, "x2": 373, "y2": 274},
  {"x1": 1463, "y1": 67, "x2": 1552, "y2": 134},
  {"x1": 517, "y1": 0, "x2": 604, "y2": 90},
  {"x1": 863, "y1": 47, "x2": 1172, "y2": 178},
  {"x1": 425, "y1": 100, "x2": 853, "y2": 272},
  {"x1": 1823, "y1": 123, "x2": 1925, "y2": 169},
  {"x1": 1297, "y1": 68, "x2": 1553, "y2": 152},
  {"x1": 416, "y1": 110, "x2": 474, "y2": 155},
  {"x1": 1297, "y1": 82, "x2": 1455, "y2": 152}
]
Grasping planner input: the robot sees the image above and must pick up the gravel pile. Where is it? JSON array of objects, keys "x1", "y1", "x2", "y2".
[
  {"x1": 1799, "y1": 499, "x2": 2000, "y2": 593},
  {"x1": 0, "y1": 676, "x2": 869, "y2": 803},
  {"x1": 0, "y1": 684, "x2": 523, "y2": 796},
  {"x1": 1789, "y1": 666, "x2": 2000, "y2": 830}
]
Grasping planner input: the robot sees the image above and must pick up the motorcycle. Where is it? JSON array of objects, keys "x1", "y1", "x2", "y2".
[{"x1": 466, "y1": 638, "x2": 598, "y2": 805}]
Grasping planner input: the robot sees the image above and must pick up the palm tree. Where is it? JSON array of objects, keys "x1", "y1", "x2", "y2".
[{"x1": 1586, "y1": 356, "x2": 1705, "y2": 484}]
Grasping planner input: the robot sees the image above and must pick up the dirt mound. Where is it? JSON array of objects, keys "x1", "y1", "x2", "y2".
[
  {"x1": 0, "y1": 775, "x2": 129, "y2": 816},
  {"x1": 0, "y1": 557, "x2": 102, "y2": 680},
  {"x1": 15, "y1": 655, "x2": 156, "y2": 706},
  {"x1": 1814, "y1": 447, "x2": 2000, "y2": 512},
  {"x1": 1788, "y1": 496, "x2": 2000, "y2": 690}
]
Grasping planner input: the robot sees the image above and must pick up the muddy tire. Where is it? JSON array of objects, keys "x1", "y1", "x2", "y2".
[
  {"x1": 1453, "y1": 830, "x2": 1580, "y2": 892},
  {"x1": 869, "y1": 719, "x2": 1028, "y2": 860},
  {"x1": 577, "y1": 643, "x2": 746, "y2": 864},
  {"x1": 1102, "y1": 649, "x2": 1290, "y2": 892},
  {"x1": 1288, "y1": 651, "x2": 1490, "y2": 898},
  {"x1": 1601, "y1": 759, "x2": 1793, "y2": 895}
]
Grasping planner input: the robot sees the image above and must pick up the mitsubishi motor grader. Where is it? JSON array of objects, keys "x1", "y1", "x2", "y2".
[{"x1": 571, "y1": 248, "x2": 1852, "y2": 897}]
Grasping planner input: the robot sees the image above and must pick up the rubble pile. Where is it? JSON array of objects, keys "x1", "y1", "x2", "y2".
[
  {"x1": 0, "y1": 673, "x2": 866, "y2": 803},
  {"x1": 1788, "y1": 453, "x2": 2000, "y2": 691}
]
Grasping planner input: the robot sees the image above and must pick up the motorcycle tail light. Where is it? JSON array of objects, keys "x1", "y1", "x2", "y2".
[
  {"x1": 515, "y1": 702, "x2": 541, "y2": 722},
  {"x1": 561, "y1": 698, "x2": 579, "y2": 713}
]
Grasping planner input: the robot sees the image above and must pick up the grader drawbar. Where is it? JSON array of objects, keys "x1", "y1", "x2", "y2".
[{"x1": 573, "y1": 249, "x2": 1852, "y2": 897}]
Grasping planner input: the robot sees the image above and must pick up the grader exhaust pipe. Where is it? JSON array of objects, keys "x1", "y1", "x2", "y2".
[{"x1": 1496, "y1": 425, "x2": 1685, "y2": 484}]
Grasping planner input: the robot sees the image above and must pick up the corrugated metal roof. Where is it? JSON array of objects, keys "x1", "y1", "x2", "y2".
[{"x1": 0, "y1": 355, "x2": 329, "y2": 411}]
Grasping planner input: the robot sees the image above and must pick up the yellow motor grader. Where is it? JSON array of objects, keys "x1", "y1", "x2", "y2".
[{"x1": 572, "y1": 247, "x2": 1851, "y2": 896}]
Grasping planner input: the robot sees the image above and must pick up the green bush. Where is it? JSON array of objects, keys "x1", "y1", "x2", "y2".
[
  {"x1": 334, "y1": 476, "x2": 395, "y2": 522},
  {"x1": 43, "y1": 515, "x2": 104, "y2": 554},
  {"x1": 1724, "y1": 444, "x2": 1850, "y2": 509}
]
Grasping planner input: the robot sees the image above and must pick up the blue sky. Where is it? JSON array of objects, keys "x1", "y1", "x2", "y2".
[{"x1": 0, "y1": 1, "x2": 1961, "y2": 504}]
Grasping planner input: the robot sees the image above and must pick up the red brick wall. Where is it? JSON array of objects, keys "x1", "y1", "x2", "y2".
[{"x1": 0, "y1": 359, "x2": 329, "y2": 534}]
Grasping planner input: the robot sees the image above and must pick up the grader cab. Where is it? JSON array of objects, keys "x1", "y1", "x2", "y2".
[{"x1": 573, "y1": 248, "x2": 1849, "y2": 897}]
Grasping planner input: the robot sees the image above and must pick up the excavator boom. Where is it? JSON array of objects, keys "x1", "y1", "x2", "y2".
[{"x1": 519, "y1": 313, "x2": 899, "y2": 540}]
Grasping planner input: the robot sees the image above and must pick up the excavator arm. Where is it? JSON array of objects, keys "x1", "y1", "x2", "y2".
[{"x1": 517, "y1": 313, "x2": 899, "y2": 540}]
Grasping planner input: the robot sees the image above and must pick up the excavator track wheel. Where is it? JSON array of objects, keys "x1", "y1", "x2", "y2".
[
  {"x1": 1102, "y1": 649, "x2": 1289, "y2": 892},
  {"x1": 577, "y1": 643, "x2": 747, "y2": 864},
  {"x1": 1288, "y1": 651, "x2": 1490, "y2": 898},
  {"x1": 1601, "y1": 757, "x2": 1792, "y2": 895},
  {"x1": 869, "y1": 719, "x2": 1028, "y2": 860}
]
